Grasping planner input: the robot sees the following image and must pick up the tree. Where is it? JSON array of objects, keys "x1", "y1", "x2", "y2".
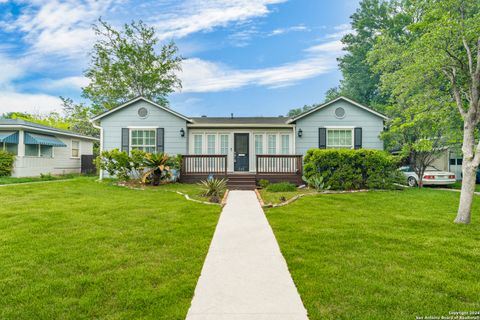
[
  {"x1": 372, "y1": 0, "x2": 480, "y2": 223},
  {"x1": 61, "y1": 97, "x2": 99, "y2": 138},
  {"x1": 381, "y1": 100, "x2": 453, "y2": 188},
  {"x1": 83, "y1": 19, "x2": 182, "y2": 113},
  {"x1": 2, "y1": 111, "x2": 71, "y2": 130},
  {"x1": 335, "y1": 0, "x2": 413, "y2": 110},
  {"x1": 287, "y1": 104, "x2": 316, "y2": 117}
]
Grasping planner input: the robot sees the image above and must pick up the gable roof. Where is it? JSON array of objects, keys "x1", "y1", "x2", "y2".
[
  {"x1": 91, "y1": 96, "x2": 192, "y2": 122},
  {"x1": 0, "y1": 119, "x2": 98, "y2": 141},
  {"x1": 287, "y1": 96, "x2": 388, "y2": 123}
]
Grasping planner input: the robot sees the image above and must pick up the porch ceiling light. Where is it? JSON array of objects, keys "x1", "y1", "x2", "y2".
[
  {"x1": 298, "y1": 128, "x2": 303, "y2": 138},
  {"x1": 180, "y1": 128, "x2": 185, "y2": 137}
]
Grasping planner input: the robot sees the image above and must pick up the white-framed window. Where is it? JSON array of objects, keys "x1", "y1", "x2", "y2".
[
  {"x1": 194, "y1": 134, "x2": 203, "y2": 154},
  {"x1": 71, "y1": 140, "x2": 80, "y2": 158},
  {"x1": 207, "y1": 134, "x2": 216, "y2": 154},
  {"x1": 281, "y1": 135, "x2": 290, "y2": 154},
  {"x1": 131, "y1": 129, "x2": 156, "y2": 153},
  {"x1": 254, "y1": 134, "x2": 263, "y2": 154},
  {"x1": 220, "y1": 134, "x2": 229, "y2": 155},
  {"x1": 25, "y1": 145, "x2": 53, "y2": 158},
  {"x1": 327, "y1": 129, "x2": 353, "y2": 149},
  {"x1": 2, "y1": 142, "x2": 18, "y2": 155},
  {"x1": 267, "y1": 134, "x2": 276, "y2": 154}
]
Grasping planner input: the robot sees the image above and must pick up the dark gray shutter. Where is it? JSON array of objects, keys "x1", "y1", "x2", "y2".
[
  {"x1": 121, "y1": 128, "x2": 129, "y2": 153},
  {"x1": 354, "y1": 127, "x2": 362, "y2": 149},
  {"x1": 156, "y1": 128, "x2": 164, "y2": 153},
  {"x1": 318, "y1": 128, "x2": 327, "y2": 149}
]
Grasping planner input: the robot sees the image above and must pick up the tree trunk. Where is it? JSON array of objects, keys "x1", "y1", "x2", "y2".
[
  {"x1": 455, "y1": 162, "x2": 476, "y2": 224},
  {"x1": 454, "y1": 124, "x2": 478, "y2": 224}
]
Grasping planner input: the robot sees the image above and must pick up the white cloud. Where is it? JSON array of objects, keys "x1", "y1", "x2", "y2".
[
  {"x1": 180, "y1": 40, "x2": 343, "y2": 92},
  {"x1": 9, "y1": 0, "x2": 115, "y2": 56},
  {"x1": 305, "y1": 40, "x2": 343, "y2": 53},
  {"x1": 40, "y1": 76, "x2": 90, "y2": 90},
  {"x1": 0, "y1": 91, "x2": 63, "y2": 114},
  {"x1": 0, "y1": 53, "x2": 24, "y2": 89},
  {"x1": 268, "y1": 24, "x2": 308, "y2": 36},
  {"x1": 154, "y1": 0, "x2": 287, "y2": 40},
  {"x1": 325, "y1": 23, "x2": 351, "y2": 39}
]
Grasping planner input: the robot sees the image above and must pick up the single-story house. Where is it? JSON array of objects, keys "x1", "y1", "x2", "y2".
[
  {"x1": 91, "y1": 96, "x2": 387, "y2": 188},
  {"x1": 0, "y1": 119, "x2": 98, "y2": 177}
]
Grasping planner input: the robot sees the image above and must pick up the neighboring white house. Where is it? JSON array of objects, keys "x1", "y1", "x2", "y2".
[
  {"x1": 91, "y1": 96, "x2": 387, "y2": 184},
  {"x1": 0, "y1": 119, "x2": 98, "y2": 177}
]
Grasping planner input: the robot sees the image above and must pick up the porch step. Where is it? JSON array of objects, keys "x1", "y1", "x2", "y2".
[{"x1": 227, "y1": 174, "x2": 257, "y2": 190}]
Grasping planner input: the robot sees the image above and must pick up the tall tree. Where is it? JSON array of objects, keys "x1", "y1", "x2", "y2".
[
  {"x1": 83, "y1": 19, "x2": 182, "y2": 113},
  {"x1": 335, "y1": 0, "x2": 413, "y2": 110},
  {"x1": 61, "y1": 97, "x2": 99, "y2": 138},
  {"x1": 372, "y1": 0, "x2": 480, "y2": 224}
]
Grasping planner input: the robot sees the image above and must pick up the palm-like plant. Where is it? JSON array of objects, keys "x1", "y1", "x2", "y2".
[
  {"x1": 198, "y1": 178, "x2": 228, "y2": 197},
  {"x1": 142, "y1": 153, "x2": 172, "y2": 185}
]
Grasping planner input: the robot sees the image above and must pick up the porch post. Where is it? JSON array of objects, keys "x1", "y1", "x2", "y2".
[{"x1": 18, "y1": 130, "x2": 25, "y2": 157}]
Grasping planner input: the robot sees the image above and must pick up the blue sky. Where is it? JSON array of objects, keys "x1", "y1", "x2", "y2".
[{"x1": 0, "y1": 0, "x2": 359, "y2": 117}]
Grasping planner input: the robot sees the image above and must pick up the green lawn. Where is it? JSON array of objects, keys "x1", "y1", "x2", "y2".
[
  {"x1": 266, "y1": 189, "x2": 480, "y2": 320},
  {"x1": 0, "y1": 173, "x2": 81, "y2": 185},
  {"x1": 446, "y1": 181, "x2": 480, "y2": 192},
  {"x1": 258, "y1": 188, "x2": 317, "y2": 205},
  {"x1": 0, "y1": 178, "x2": 221, "y2": 319}
]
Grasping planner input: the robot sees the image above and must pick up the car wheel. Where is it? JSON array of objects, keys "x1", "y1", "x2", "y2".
[{"x1": 407, "y1": 176, "x2": 417, "y2": 187}]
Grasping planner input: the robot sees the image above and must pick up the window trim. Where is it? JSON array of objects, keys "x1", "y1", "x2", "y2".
[
  {"x1": 326, "y1": 128, "x2": 354, "y2": 149},
  {"x1": 129, "y1": 128, "x2": 157, "y2": 153},
  {"x1": 24, "y1": 144, "x2": 54, "y2": 158},
  {"x1": 220, "y1": 134, "x2": 229, "y2": 155},
  {"x1": 2, "y1": 142, "x2": 18, "y2": 155},
  {"x1": 206, "y1": 134, "x2": 216, "y2": 154},
  {"x1": 280, "y1": 134, "x2": 290, "y2": 154},
  {"x1": 71, "y1": 139, "x2": 80, "y2": 159},
  {"x1": 193, "y1": 134, "x2": 203, "y2": 155}
]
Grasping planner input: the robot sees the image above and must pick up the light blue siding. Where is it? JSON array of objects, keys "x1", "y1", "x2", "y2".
[
  {"x1": 100, "y1": 100, "x2": 187, "y2": 155},
  {"x1": 294, "y1": 99, "x2": 384, "y2": 155}
]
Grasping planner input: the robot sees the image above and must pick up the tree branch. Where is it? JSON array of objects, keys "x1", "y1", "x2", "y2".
[
  {"x1": 476, "y1": 36, "x2": 480, "y2": 75},
  {"x1": 463, "y1": 36, "x2": 473, "y2": 75},
  {"x1": 443, "y1": 67, "x2": 466, "y2": 118}
]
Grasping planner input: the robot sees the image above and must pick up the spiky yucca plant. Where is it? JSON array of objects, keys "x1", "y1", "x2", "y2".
[
  {"x1": 198, "y1": 178, "x2": 227, "y2": 197},
  {"x1": 142, "y1": 153, "x2": 171, "y2": 185}
]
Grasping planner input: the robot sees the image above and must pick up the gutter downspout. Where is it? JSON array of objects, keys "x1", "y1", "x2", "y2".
[{"x1": 91, "y1": 120, "x2": 103, "y2": 180}]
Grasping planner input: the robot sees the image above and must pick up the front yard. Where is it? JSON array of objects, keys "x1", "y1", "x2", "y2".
[
  {"x1": 0, "y1": 178, "x2": 221, "y2": 319},
  {"x1": 266, "y1": 189, "x2": 480, "y2": 320}
]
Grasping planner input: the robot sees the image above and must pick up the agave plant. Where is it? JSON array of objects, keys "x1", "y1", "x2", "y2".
[
  {"x1": 142, "y1": 153, "x2": 172, "y2": 186},
  {"x1": 198, "y1": 178, "x2": 228, "y2": 197},
  {"x1": 302, "y1": 173, "x2": 331, "y2": 191}
]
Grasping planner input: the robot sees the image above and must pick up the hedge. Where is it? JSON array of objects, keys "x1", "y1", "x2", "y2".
[
  {"x1": 303, "y1": 149, "x2": 403, "y2": 190},
  {"x1": 0, "y1": 150, "x2": 15, "y2": 176}
]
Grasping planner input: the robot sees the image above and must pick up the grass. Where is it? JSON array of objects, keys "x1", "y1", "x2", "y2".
[
  {"x1": 266, "y1": 189, "x2": 480, "y2": 320},
  {"x1": 0, "y1": 178, "x2": 221, "y2": 319},
  {"x1": 258, "y1": 187, "x2": 317, "y2": 205},
  {"x1": 0, "y1": 173, "x2": 81, "y2": 185},
  {"x1": 445, "y1": 181, "x2": 480, "y2": 192}
]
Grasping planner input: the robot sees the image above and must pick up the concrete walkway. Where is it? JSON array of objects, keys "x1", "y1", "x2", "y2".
[{"x1": 186, "y1": 190, "x2": 308, "y2": 320}]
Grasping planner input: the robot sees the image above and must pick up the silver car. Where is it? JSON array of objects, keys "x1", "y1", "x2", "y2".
[{"x1": 400, "y1": 166, "x2": 457, "y2": 187}]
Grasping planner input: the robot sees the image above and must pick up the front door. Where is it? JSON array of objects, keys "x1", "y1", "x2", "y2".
[{"x1": 234, "y1": 133, "x2": 249, "y2": 171}]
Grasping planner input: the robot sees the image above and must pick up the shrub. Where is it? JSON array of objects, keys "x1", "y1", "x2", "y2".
[
  {"x1": 303, "y1": 173, "x2": 331, "y2": 191},
  {"x1": 303, "y1": 149, "x2": 403, "y2": 190},
  {"x1": 266, "y1": 182, "x2": 297, "y2": 192},
  {"x1": 0, "y1": 150, "x2": 15, "y2": 176},
  {"x1": 95, "y1": 149, "x2": 145, "y2": 181},
  {"x1": 142, "y1": 153, "x2": 173, "y2": 186},
  {"x1": 40, "y1": 173, "x2": 54, "y2": 180},
  {"x1": 258, "y1": 179, "x2": 270, "y2": 189},
  {"x1": 199, "y1": 178, "x2": 228, "y2": 197}
]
